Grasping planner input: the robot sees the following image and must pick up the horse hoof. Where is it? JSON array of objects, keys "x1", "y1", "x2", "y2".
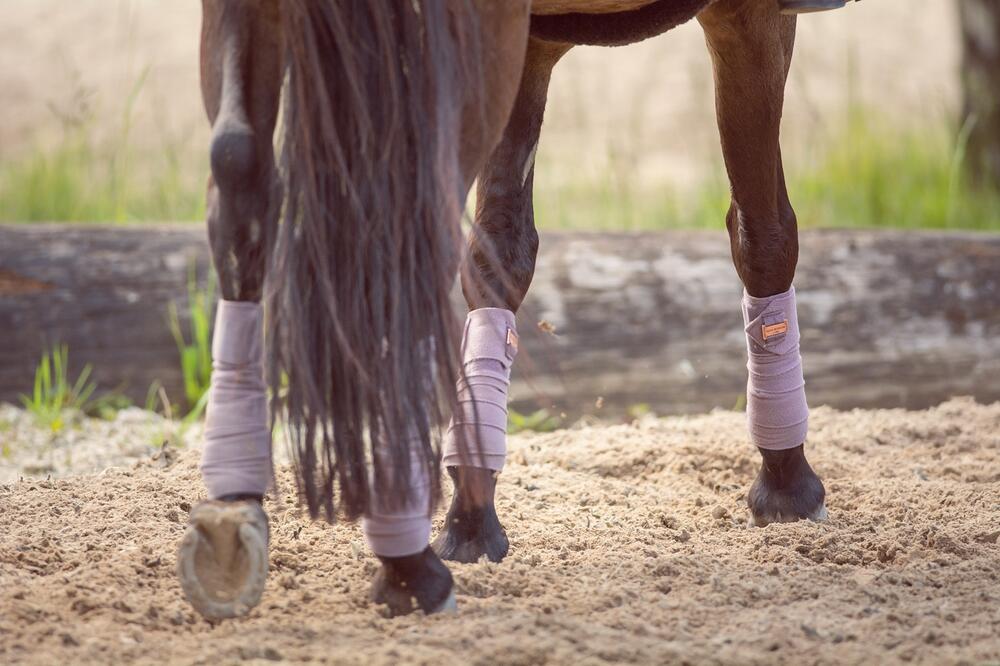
[
  {"x1": 747, "y1": 444, "x2": 827, "y2": 527},
  {"x1": 433, "y1": 466, "x2": 509, "y2": 564},
  {"x1": 176, "y1": 500, "x2": 269, "y2": 620},
  {"x1": 432, "y1": 589, "x2": 458, "y2": 614},
  {"x1": 432, "y1": 516, "x2": 509, "y2": 564},
  {"x1": 748, "y1": 503, "x2": 828, "y2": 527},
  {"x1": 372, "y1": 546, "x2": 456, "y2": 617}
]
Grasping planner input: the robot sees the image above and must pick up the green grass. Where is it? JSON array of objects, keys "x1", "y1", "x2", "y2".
[
  {"x1": 0, "y1": 128, "x2": 205, "y2": 223},
  {"x1": 168, "y1": 265, "x2": 216, "y2": 416},
  {"x1": 19, "y1": 345, "x2": 97, "y2": 434},
  {"x1": 2, "y1": 98, "x2": 998, "y2": 230},
  {"x1": 0, "y1": 71, "x2": 205, "y2": 224},
  {"x1": 534, "y1": 111, "x2": 1000, "y2": 232},
  {"x1": 0, "y1": 418, "x2": 14, "y2": 459},
  {"x1": 508, "y1": 407, "x2": 562, "y2": 435}
]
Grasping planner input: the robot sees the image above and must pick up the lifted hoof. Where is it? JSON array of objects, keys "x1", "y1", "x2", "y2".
[
  {"x1": 177, "y1": 500, "x2": 269, "y2": 620},
  {"x1": 372, "y1": 546, "x2": 456, "y2": 617},
  {"x1": 748, "y1": 444, "x2": 827, "y2": 527},
  {"x1": 432, "y1": 467, "x2": 509, "y2": 564}
]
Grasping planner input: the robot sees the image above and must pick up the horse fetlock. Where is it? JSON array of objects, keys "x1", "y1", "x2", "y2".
[
  {"x1": 372, "y1": 547, "x2": 456, "y2": 617},
  {"x1": 432, "y1": 466, "x2": 509, "y2": 564},
  {"x1": 747, "y1": 444, "x2": 826, "y2": 527},
  {"x1": 177, "y1": 499, "x2": 269, "y2": 621}
]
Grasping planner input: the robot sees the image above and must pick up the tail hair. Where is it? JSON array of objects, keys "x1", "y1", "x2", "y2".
[{"x1": 268, "y1": 0, "x2": 482, "y2": 521}]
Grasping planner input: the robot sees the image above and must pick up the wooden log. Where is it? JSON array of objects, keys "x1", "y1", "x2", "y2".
[
  {"x1": 1, "y1": 224, "x2": 999, "y2": 418},
  {"x1": 512, "y1": 231, "x2": 1000, "y2": 417},
  {"x1": 0, "y1": 225, "x2": 212, "y2": 411}
]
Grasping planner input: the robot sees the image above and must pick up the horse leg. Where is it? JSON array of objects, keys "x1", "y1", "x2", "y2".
[
  {"x1": 177, "y1": 0, "x2": 283, "y2": 621},
  {"x1": 365, "y1": 412, "x2": 457, "y2": 616},
  {"x1": 433, "y1": 36, "x2": 572, "y2": 564},
  {"x1": 699, "y1": 1, "x2": 826, "y2": 526},
  {"x1": 360, "y1": 0, "x2": 534, "y2": 614}
]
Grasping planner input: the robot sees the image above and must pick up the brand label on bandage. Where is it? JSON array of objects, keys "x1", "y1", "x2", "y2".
[{"x1": 762, "y1": 320, "x2": 788, "y2": 340}]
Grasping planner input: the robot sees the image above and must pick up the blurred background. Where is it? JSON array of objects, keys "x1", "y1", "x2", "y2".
[
  {"x1": 1, "y1": 0, "x2": 999, "y2": 446},
  {"x1": 2, "y1": 0, "x2": 997, "y2": 230}
]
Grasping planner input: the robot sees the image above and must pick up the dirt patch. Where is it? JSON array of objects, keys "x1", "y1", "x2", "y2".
[
  {"x1": 2, "y1": 398, "x2": 999, "y2": 664},
  {"x1": 0, "y1": 406, "x2": 196, "y2": 484}
]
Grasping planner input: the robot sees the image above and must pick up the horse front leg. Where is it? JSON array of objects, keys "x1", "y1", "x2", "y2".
[
  {"x1": 433, "y1": 37, "x2": 572, "y2": 564},
  {"x1": 699, "y1": 0, "x2": 826, "y2": 526},
  {"x1": 176, "y1": 0, "x2": 283, "y2": 621}
]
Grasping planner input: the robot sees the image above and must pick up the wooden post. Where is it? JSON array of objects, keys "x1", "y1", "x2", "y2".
[{"x1": 959, "y1": 0, "x2": 1000, "y2": 187}]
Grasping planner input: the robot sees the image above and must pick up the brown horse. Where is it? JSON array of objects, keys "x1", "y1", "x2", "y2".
[{"x1": 178, "y1": 0, "x2": 824, "y2": 620}]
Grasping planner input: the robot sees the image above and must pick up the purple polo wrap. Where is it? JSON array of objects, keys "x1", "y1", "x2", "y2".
[
  {"x1": 201, "y1": 300, "x2": 273, "y2": 498},
  {"x1": 362, "y1": 451, "x2": 433, "y2": 557},
  {"x1": 442, "y1": 307, "x2": 518, "y2": 471},
  {"x1": 742, "y1": 286, "x2": 809, "y2": 451}
]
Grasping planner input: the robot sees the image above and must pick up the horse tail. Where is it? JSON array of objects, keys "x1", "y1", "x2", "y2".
[{"x1": 269, "y1": 1, "x2": 482, "y2": 521}]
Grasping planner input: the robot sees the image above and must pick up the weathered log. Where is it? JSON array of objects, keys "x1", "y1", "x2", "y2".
[
  {"x1": 1, "y1": 224, "x2": 999, "y2": 419},
  {"x1": 514, "y1": 231, "x2": 1000, "y2": 417},
  {"x1": 0, "y1": 225, "x2": 213, "y2": 411}
]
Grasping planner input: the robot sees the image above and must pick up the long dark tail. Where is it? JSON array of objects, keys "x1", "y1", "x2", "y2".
[{"x1": 269, "y1": 1, "x2": 482, "y2": 521}]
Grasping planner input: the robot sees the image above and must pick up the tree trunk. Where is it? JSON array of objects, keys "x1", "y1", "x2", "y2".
[{"x1": 959, "y1": 0, "x2": 1000, "y2": 187}]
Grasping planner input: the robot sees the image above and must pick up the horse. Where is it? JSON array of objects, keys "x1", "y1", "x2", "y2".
[{"x1": 177, "y1": 0, "x2": 826, "y2": 621}]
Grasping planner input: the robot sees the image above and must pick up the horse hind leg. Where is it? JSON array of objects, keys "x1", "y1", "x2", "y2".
[
  {"x1": 359, "y1": 1, "x2": 537, "y2": 613},
  {"x1": 699, "y1": 0, "x2": 826, "y2": 527},
  {"x1": 177, "y1": 0, "x2": 282, "y2": 622},
  {"x1": 364, "y1": 418, "x2": 458, "y2": 617},
  {"x1": 433, "y1": 36, "x2": 571, "y2": 565}
]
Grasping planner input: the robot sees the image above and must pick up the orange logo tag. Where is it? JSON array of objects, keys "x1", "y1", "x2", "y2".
[
  {"x1": 762, "y1": 321, "x2": 788, "y2": 340},
  {"x1": 506, "y1": 329, "x2": 519, "y2": 352}
]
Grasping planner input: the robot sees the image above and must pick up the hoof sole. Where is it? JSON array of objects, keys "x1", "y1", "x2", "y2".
[{"x1": 177, "y1": 500, "x2": 269, "y2": 620}]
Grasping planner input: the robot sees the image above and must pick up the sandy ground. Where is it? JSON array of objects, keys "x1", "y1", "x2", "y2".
[
  {"x1": 0, "y1": 0, "x2": 960, "y2": 189},
  {"x1": 2, "y1": 397, "x2": 999, "y2": 664},
  {"x1": 0, "y1": 405, "x2": 199, "y2": 485}
]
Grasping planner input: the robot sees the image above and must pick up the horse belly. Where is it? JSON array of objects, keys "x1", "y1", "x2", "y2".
[{"x1": 531, "y1": 0, "x2": 659, "y2": 15}]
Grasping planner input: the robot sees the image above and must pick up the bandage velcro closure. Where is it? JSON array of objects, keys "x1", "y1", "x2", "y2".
[{"x1": 743, "y1": 290, "x2": 801, "y2": 356}]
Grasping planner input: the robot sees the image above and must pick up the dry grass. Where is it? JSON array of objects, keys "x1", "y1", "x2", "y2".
[{"x1": 2, "y1": 0, "x2": 990, "y2": 229}]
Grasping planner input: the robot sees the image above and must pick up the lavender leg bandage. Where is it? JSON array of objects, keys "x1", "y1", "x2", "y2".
[
  {"x1": 362, "y1": 341, "x2": 437, "y2": 558},
  {"x1": 200, "y1": 300, "x2": 273, "y2": 498},
  {"x1": 362, "y1": 453, "x2": 433, "y2": 558},
  {"x1": 742, "y1": 286, "x2": 809, "y2": 451},
  {"x1": 441, "y1": 308, "x2": 518, "y2": 471}
]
